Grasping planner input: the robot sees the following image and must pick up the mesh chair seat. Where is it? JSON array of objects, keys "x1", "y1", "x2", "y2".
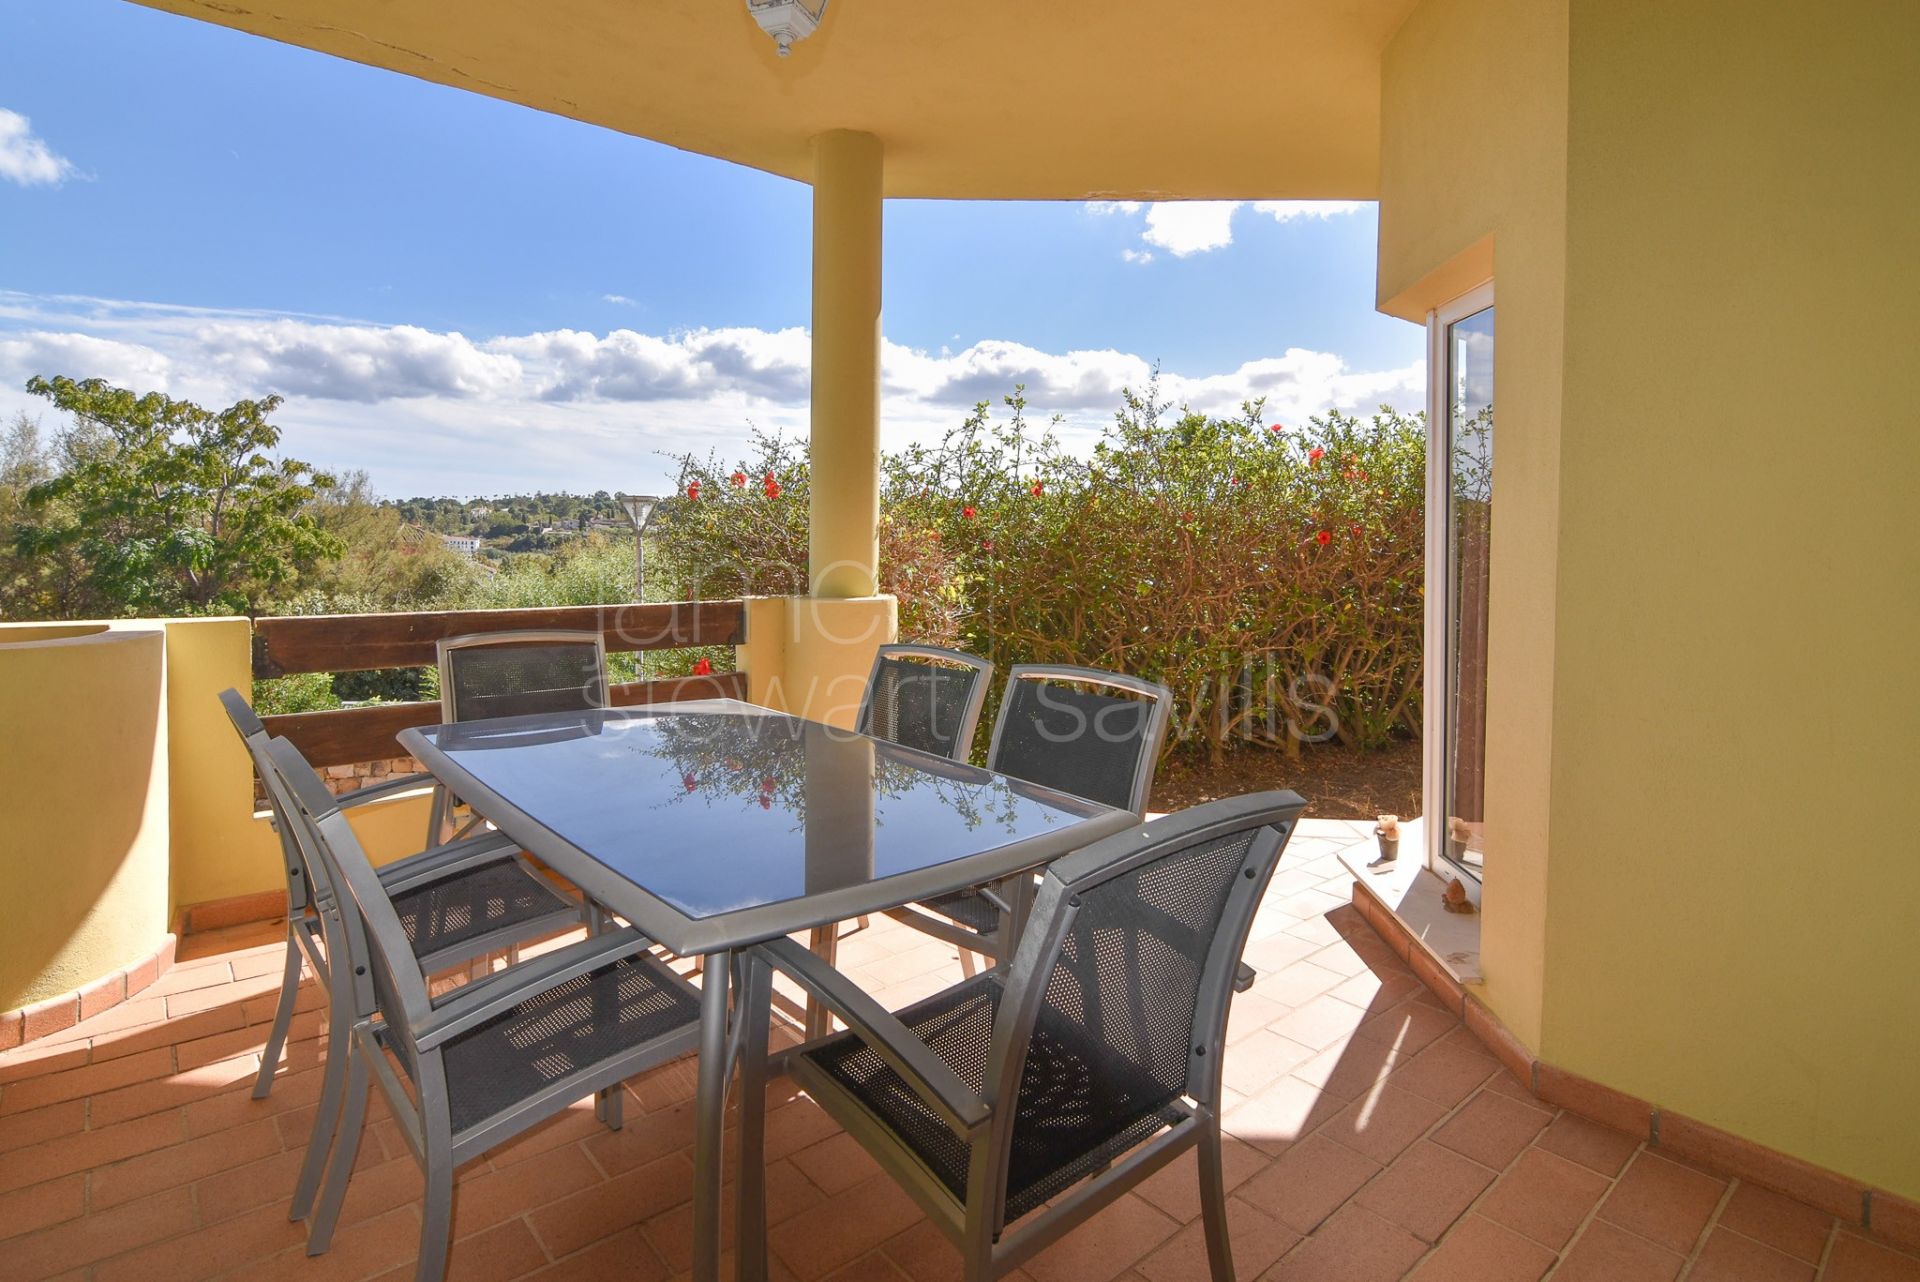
[
  {"x1": 804, "y1": 974, "x2": 1189, "y2": 1223},
  {"x1": 438, "y1": 951, "x2": 702, "y2": 1135},
  {"x1": 390, "y1": 860, "x2": 575, "y2": 961},
  {"x1": 917, "y1": 888, "x2": 1003, "y2": 935}
]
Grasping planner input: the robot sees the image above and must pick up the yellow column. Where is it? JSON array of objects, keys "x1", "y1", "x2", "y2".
[{"x1": 807, "y1": 129, "x2": 883, "y2": 599}]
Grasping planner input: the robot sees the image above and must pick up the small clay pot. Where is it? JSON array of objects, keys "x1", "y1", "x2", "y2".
[{"x1": 1374, "y1": 832, "x2": 1400, "y2": 863}]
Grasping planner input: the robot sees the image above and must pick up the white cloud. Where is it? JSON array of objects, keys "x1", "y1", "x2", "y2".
[
  {"x1": 1251, "y1": 201, "x2": 1366, "y2": 223},
  {"x1": 1142, "y1": 202, "x2": 1242, "y2": 256},
  {"x1": 602, "y1": 294, "x2": 635, "y2": 305},
  {"x1": 0, "y1": 292, "x2": 1422, "y2": 496},
  {"x1": 1089, "y1": 199, "x2": 1366, "y2": 260},
  {"x1": 0, "y1": 109, "x2": 77, "y2": 187}
]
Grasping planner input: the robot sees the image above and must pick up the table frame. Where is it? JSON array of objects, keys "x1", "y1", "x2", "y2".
[{"x1": 400, "y1": 698, "x2": 1137, "y2": 1282}]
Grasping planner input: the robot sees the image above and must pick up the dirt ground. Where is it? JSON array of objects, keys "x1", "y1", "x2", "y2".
[{"x1": 1150, "y1": 735, "x2": 1422, "y2": 821}]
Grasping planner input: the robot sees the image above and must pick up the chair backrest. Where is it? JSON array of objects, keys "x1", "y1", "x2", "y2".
[
  {"x1": 437, "y1": 630, "x2": 609, "y2": 724},
  {"x1": 219, "y1": 687, "x2": 316, "y2": 913},
  {"x1": 985, "y1": 664, "x2": 1173, "y2": 816},
  {"x1": 982, "y1": 791, "x2": 1305, "y2": 1227},
  {"x1": 263, "y1": 736, "x2": 436, "y2": 1071},
  {"x1": 856, "y1": 644, "x2": 994, "y2": 762}
]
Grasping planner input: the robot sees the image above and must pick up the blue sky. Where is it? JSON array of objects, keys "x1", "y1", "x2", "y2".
[{"x1": 0, "y1": 0, "x2": 1424, "y2": 497}]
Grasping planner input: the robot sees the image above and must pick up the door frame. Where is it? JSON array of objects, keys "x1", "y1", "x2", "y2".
[{"x1": 1423, "y1": 280, "x2": 1496, "y2": 894}]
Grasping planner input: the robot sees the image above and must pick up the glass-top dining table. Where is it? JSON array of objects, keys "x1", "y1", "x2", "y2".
[{"x1": 398, "y1": 698, "x2": 1140, "y2": 1282}]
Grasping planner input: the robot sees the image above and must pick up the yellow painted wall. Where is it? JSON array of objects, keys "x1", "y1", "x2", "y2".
[
  {"x1": 737, "y1": 594, "x2": 897, "y2": 729},
  {"x1": 1378, "y1": 0, "x2": 1570, "y2": 1049},
  {"x1": 1540, "y1": 0, "x2": 1920, "y2": 1199},
  {"x1": 0, "y1": 626, "x2": 170, "y2": 1008}
]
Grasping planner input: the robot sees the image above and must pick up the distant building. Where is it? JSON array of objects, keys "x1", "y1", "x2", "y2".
[{"x1": 441, "y1": 534, "x2": 482, "y2": 557}]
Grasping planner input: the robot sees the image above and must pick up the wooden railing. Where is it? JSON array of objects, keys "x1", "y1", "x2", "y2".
[{"x1": 254, "y1": 601, "x2": 749, "y2": 767}]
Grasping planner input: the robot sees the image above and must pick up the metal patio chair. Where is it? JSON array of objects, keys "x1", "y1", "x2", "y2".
[
  {"x1": 739, "y1": 791, "x2": 1307, "y2": 1282},
  {"x1": 221, "y1": 691, "x2": 587, "y2": 1219},
  {"x1": 428, "y1": 629, "x2": 610, "y2": 843},
  {"x1": 262, "y1": 735, "x2": 704, "y2": 1282},
  {"x1": 856, "y1": 643, "x2": 994, "y2": 760},
  {"x1": 904, "y1": 664, "x2": 1174, "y2": 970}
]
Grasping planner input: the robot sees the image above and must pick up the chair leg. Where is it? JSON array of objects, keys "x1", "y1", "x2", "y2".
[
  {"x1": 305, "y1": 1041, "x2": 370, "y2": 1254},
  {"x1": 595, "y1": 1084, "x2": 624, "y2": 1131},
  {"x1": 289, "y1": 985, "x2": 354, "y2": 1221},
  {"x1": 1197, "y1": 1115, "x2": 1236, "y2": 1282},
  {"x1": 958, "y1": 949, "x2": 980, "y2": 978},
  {"x1": 252, "y1": 924, "x2": 303, "y2": 1100},
  {"x1": 415, "y1": 1116, "x2": 456, "y2": 1282}
]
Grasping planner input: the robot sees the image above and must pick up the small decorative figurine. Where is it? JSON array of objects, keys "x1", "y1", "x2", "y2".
[
  {"x1": 1442, "y1": 876, "x2": 1477, "y2": 914},
  {"x1": 1370, "y1": 814, "x2": 1400, "y2": 867}
]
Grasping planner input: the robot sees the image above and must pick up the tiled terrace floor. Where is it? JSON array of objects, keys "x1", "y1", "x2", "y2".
[{"x1": 4, "y1": 820, "x2": 1918, "y2": 1282}]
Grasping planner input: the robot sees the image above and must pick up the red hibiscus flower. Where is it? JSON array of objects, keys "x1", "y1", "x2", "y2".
[
  {"x1": 686, "y1": 480, "x2": 701, "y2": 500},
  {"x1": 759, "y1": 794, "x2": 772, "y2": 810},
  {"x1": 763, "y1": 473, "x2": 782, "y2": 499},
  {"x1": 1351, "y1": 525, "x2": 1364, "y2": 537},
  {"x1": 980, "y1": 539, "x2": 994, "y2": 552},
  {"x1": 1315, "y1": 530, "x2": 1332, "y2": 546},
  {"x1": 691, "y1": 657, "x2": 713, "y2": 676},
  {"x1": 1268, "y1": 422, "x2": 1284, "y2": 433},
  {"x1": 962, "y1": 505, "x2": 978, "y2": 520},
  {"x1": 1030, "y1": 481, "x2": 1044, "y2": 496},
  {"x1": 682, "y1": 772, "x2": 698, "y2": 792},
  {"x1": 760, "y1": 776, "x2": 776, "y2": 793},
  {"x1": 1182, "y1": 511, "x2": 1195, "y2": 523},
  {"x1": 730, "y1": 471, "x2": 747, "y2": 488},
  {"x1": 1308, "y1": 447, "x2": 1325, "y2": 464}
]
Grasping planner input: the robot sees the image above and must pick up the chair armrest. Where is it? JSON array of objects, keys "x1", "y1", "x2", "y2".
[
  {"x1": 755, "y1": 936, "x2": 990, "y2": 1135},
  {"x1": 337, "y1": 772, "x2": 437, "y2": 808},
  {"x1": 413, "y1": 927, "x2": 657, "y2": 1051},
  {"x1": 377, "y1": 829, "x2": 522, "y2": 894}
]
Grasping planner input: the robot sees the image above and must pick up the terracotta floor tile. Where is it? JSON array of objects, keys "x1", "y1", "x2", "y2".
[
  {"x1": 1385, "y1": 1041, "x2": 1498, "y2": 1110},
  {"x1": 1225, "y1": 991, "x2": 1291, "y2": 1045},
  {"x1": 768, "y1": 1170, "x2": 926, "y2": 1281},
  {"x1": 0, "y1": 1040, "x2": 91, "y2": 1086},
  {"x1": 1259, "y1": 1204, "x2": 1426, "y2": 1282},
  {"x1": 1223, "y1": 1075, "x2": 1345, "y2": 1158},
  {"x1": 1716, "y1": 1180, "x2": 1835, "y2": 1262},
  {"x1": 790, "y1": 1131, "x2": 885, "y2": 1197},
  {"x1": 1351, "y1": 1139, "x2": 1496, "y2": 1244},
  {"x1": 1132, "y1": 1138, "x2": 1270, "y2": 1225},
  {"x1": 366, "y1": 1217, "x2": 554, "y2": 1282},
  {"x1": 1023, "y1": 1192, "x2": 1180, "y2": 1282},
  {"x1": 193, "y1": 1146, "x2": 308, "y2": 1225},
  {"x1": 1551, "y1": 1219, "x2": 1684, "y2": 1282},
  {"x1": 0, "y1": 1108, "x2": 186, "y2": 1196},
  {"x1": 1136, "y1": 1195, "x2": 1300, "y2": 1282},
  {"x1": 244, "y1": 1203, "x2": 424, "y2": 1282},
  {"x1": 1824, "y1": 1232, "x2": 1920, "y2": 1282},
  {"x1": 525, "y1": 1224, "x2": 670, "y2": 1282},
  {"x1": 1477, "y1": 1146, "x2": 1608, "y2": 1250},
  {"x1": 1, "y1": 1185, "x2": 195, "y2": 1280},
  {"x1": 1267, "y1": 995, "x2": 1372, "y2": 1054},
  {"x1": 1237, "y1": 1134, "x2": 1381, "y2": 1235},
  {"x1": 1429, "y1": 1090, "x2": 1552, "y2": 1171},
  {"x1": 0, "y1": 1047, "x2": 174, "y2": 1115},
  {"x1": 92, "y1": 1198, "x2": 308, "y2": 1282},
  {"x1": 529, "y1": 1151, "x2": 693, "y2": 1260},
  {"x1": 90, "y1": 1115, "x2": 284, "y2": 1210},
  {"x1": 1686, "y1": 1227, "x2": 1815, "y2": 1282},
  {"x1": 819, "y1": 1252, "x2": 913, "y2": 1282},
  {"x1": 1405, "y1": 1214, "x2": 1555, "y2": 1282},
  {"x1": 0, "y1": 1099, "x2": 87, "y2": 1156},
  {"x1": 1287, "y1": 1038, "x2": 1401, "y2": 1104},
  {"x1": 0, "y1": 1171, "x2": 86, "y2": 1241},
  {"x1": 1325, "y1": 966, "x2": 1421, "y2": 1013},
  {"x1": 450, "y1": 1142, "x2": 608, "y2": 1236},
  {"x1": 1534, "y1": 1111, "x2": 1640, "y2": 1177},
  {"x1": 1353, "y1": 999, "x2": 1457, "y2": 1057},
  {"x1": 1318, "y1": 1082, "x2": 1446, "y2": 1166},
  {"x1": 1596, "y1": 1150, "x2": 1727, "y2": 1254}
]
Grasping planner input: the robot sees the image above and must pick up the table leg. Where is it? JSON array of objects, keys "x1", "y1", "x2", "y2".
[
  {"x1": 803, "y1": 924, "x2": 839, "y2": 1040},
  {"x1": 691, "y1": 948, "x2": 733, "y2": 1282},
  {"x1": 735, "y1": 952, "x2": 774, "y2": 1282}
]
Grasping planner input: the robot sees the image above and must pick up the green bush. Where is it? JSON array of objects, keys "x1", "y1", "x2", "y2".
[{"x1": 648, "y1": 385, "x2": 1425, "y2": 761}]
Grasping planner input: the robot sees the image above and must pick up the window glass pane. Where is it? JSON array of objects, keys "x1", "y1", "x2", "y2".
[{"x1": 1445, "y1": 306, "x2": 1493, "y2": 875}]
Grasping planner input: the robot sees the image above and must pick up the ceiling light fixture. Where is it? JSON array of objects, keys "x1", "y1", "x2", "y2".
[{"x1": 746, "y1": 0, "x2": 828, "y2": 58}]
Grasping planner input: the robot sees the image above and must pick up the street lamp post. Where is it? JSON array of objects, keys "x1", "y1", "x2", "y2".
[
  {"x1": 616, "y1": 493, "x2": 661, "y2": 678},
  {"x1": 615, "y1": 493, "x2": 661, "y2": 602}
]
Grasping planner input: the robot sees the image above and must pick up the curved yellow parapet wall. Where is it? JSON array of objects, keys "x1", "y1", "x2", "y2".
[{"x1": 0, "y1": 626, "x2": 172, "y2": 1010}]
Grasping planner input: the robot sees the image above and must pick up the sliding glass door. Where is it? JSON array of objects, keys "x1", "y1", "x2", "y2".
[{"x1": 1425, "y1": 285, "x2": 1494, "y2": 890}]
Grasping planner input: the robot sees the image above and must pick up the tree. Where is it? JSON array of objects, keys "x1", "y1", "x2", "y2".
[{"x1": 9, "y1": 377, "x2": 343, "y2": 618}]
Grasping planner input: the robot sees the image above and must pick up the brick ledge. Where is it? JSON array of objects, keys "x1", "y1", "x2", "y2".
[
  {"x1": 1350, "y1": 875, "x2": 1920, "y2": 1253},
  {"x1": 0, "y1": 931, "x2": 178, "y2": 1052}
]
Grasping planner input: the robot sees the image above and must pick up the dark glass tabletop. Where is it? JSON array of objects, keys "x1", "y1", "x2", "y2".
[{"x1": 400, "y1": 700, "x2": 1134, "y2": 953}]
